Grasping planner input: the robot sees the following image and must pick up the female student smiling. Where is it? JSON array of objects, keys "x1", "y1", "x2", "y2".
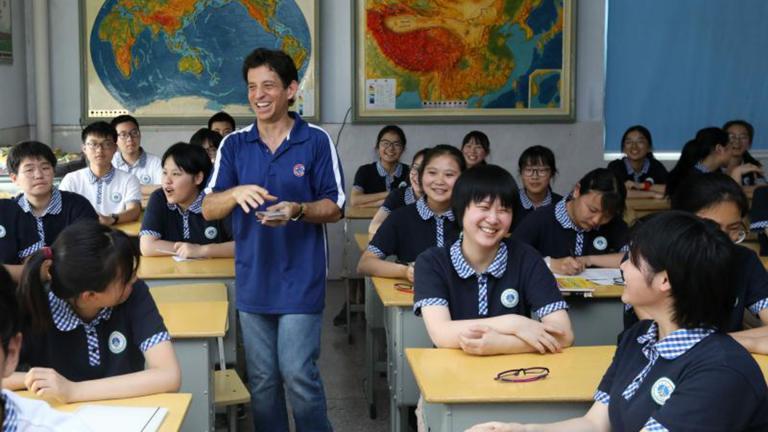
[
  {"x1": 513, "y1": 145, "x2": 562, "y2": 229},
  {"x1": 357, "y1": 145, "x2": 466, "y2": 282},
  {"x1": 468, "y1": 211, "x2": 768, "y2": 432},
  {"x1": 350, "y1": 125, "x2": 410, "y2": 207},
  {"x1": 3, "y1": 222, "x2": 180, "y2": 402},
  {"x1": 606, "y1": 125, "x2": 668, "y2": 198}
]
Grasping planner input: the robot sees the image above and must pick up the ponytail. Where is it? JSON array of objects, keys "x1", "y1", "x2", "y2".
[{"x1": 18, "y1": 251, "x2": 54, "y2": 333}]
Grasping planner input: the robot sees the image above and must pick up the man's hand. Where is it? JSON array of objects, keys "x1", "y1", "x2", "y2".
[
  {"x1": 231, "y1": 185, "x2": 277, "y2": 213},
  {"x1": 258, "y1": 201, "x2": 299, "y2": 227}
]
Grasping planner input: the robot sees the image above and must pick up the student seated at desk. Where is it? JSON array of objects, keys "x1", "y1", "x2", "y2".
[
  {"x1": 350, "y1": 125, "x2": 410, "y2": 208},
  {"x1": 512, "y1": 168, "x2": 628, "y2": 276},
  {"x1": 468, "y1": 211, "x2": 768, "y2": 432},
  {"x1": 208, "y1": 111, "x2": 236, "y2": 137},
  {"x1": 626, "y1": 173, "x2": 768, "y2": 354},
  {"x1": 749, "y1": 186, "x2": 768, "y2": 256},
  {"x1": 461, "y1": 130, "x2": 490, "y2": 168},
  {"x1": 140, "y1": 143, "x2": 234, "y2": 259},
  {"x1": 513, "y1": 145, "x2": 562, "y2": 230},
  {"x1": 358, "y1": 145, "x2": 466, "y2": 282},
  {"x1": 0, "y1": 265, "x2": 92, "y2": 431},
  {"x1": 3, "y1": 222, "x2": 181, "y2": 403},
  {"x1": 368, "y1": 147, "x2": 429, "y2": 235},
  {"x1": 665, "y1": 127, "x2": 733, "y2": 197},
  {"x1": 606, "y1": 125, "x2": 668, "y2": 198},
  {"x1": 190, "y1": 127, "x2": 223, "y2": 163},
  {"x1": 724, "y1": 119, "x2": 765, "y2": 188},
  {"x1": 0, "y1": 199, "x2": 41, "y2": 282},
  {"x1": 59, "y1": 122, "x2": 142, "y2": 226},
  {"x1": 111, "y1": 115, "x2": 163, "y2": 197},
  {"x1": 414, "y1": 165, "x2": 573, "y2": 355}
]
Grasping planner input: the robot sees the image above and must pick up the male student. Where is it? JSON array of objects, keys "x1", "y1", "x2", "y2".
[
  {"x1": 111, "y1": 115, "x2": 163, "y2": 197},
  {"x1": 207, "y1": 111, "x2": 236, "y2": 137},
  {"x1": 59, "y1": 122, "x2": 142, "y2": 225}
]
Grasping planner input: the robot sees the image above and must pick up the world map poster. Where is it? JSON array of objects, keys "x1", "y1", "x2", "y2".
[
  {"x1": 81, "y1": 0, "x2": 318, "y2": 124},
  {"x1": 354, "y1": 0, "x2": 574, "y2": 122}
]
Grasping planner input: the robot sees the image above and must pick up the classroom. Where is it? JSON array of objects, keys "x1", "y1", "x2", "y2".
[{"x1": 1, "y1": 1, "x2": 768, "y2": 431}]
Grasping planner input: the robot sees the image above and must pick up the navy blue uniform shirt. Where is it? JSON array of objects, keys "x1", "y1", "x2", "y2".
[
  {"x1": 140, "y1": 189, "x2": 232, "y2": 244},
  {"x1": 19, "y1": 280, "x2": 170, "y2": 382},
  {"x1": 367, "y1": 197, "x2": 459, "y2": 263},
  {"x1": 413, "y1": 237, "x2": 567, "y2": 320},
  {"x1": 512, "y1": 198, "x2": 629, "y2": 258},
  {"x1": 607, "y1": 157, "x2": 669, "y2": 185},
  {"x1": 595, "y1": 320, "x2": 768, "y2": 431},
  {"x1": 381, "y1": 185, "x2": 417, "y2": 213},
  {"x1": 511, "y1": 189, "x2": 562, "y2": 231},
  {"x1": 15, "y1": 188, "x2": 98, "y2": 252},
  {"x1": 353, "y1": 161, "x2": 409, "y2": 193},
  {"x1": 0, "y1": 199, "x2": 41, "y2": 264},
  {"x1": 749, "y1": 186, "x2": 768, "y2": 256}
]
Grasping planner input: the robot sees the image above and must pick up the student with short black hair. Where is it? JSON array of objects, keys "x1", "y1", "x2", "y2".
[
  {"x1": 190, "y1": 128, "x2": 223, "y2": 162},
  {"x1": 140, "y1": 143, "x2": 233, "y2": 259},
  {"x1": 350, "y1": 125, "x2": 410, "y2": 207},
  {"x1": 110, "y1": 115, "x2": 163, "y2": 194},
  {"x1": 358, "y1": 145, "x2": 466, "y2": 282},
  {"x1": 3, "y1": 221, "x2": 181, "y2": 402},
  {"x1": 59, "y1": 122, "x2": 142, "y2": 226},
  {"x1": 513, "y1": 168, "x2": 629, "y2": 275},
  {"x1": 606, "y1": 125, "x2": 668, "y2": 197},
  {"x1": 665, "y1": 127, "x2": 731, "y2": 197},
  {"x1": 207, "y1": 111, "x2": 236, "y2": 137},
  {"x1": 513, "y1": 145, "x2": 561, "y2": 229},
  {"x1": 468, "y1": 211, "x2": 768, "y2": 432},
  {"x1": 723, "y1": 119, "x2": 765, "y2": 187},
  {"x1": 461, "y1": 130, "x2": 490, "y2": 168}
]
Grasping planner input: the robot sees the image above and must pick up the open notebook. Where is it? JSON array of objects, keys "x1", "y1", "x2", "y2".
[
  {"x1": 76, "y1": 405, "x2": 168, "y2": 432},
  {"x1": 555, "y1": 268, "x2": 623, "y2": 293}
]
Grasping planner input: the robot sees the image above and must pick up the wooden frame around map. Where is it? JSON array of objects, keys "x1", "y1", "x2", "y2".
[
  {"x1": 79, "y1": 0, "x2": 320, "y2": 126},
  {"x1": 352, "y1": 0, "x2": 575, "y2": 123}
]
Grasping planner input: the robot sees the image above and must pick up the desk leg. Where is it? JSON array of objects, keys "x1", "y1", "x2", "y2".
[
  {"x1": 568, "y1": 297, "x2": 624, "y2": 346},
  {"x1": 175, "y1": 338, "x2": 214, "y2": 432},
  {"x1": 364, "y1": 277, "x2": 386, "y2": 419},
  {"x1": 423, "y1": 401, "x2": 590, "y2": 432}
]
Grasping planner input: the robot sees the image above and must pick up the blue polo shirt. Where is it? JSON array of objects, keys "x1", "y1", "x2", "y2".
[
  {"x1": 205, "y1": 114, "x2": 345, "y2": 314},
  {"x1": 353, "y1": 161, "x2": 409, "y2": 193},
  {"x1": 595, "y1": 320, "x2": 768, "y2": 431},
  {"x1": 19, "y1": 280, "x2": 170, "y2": 382},
  {"x1": 607, "y1": 157, "x2": 669, "y2": 185},
  {"x1": 0, "y1": 199, "x2": 41, "y2": 264},
  {"x1": 512, "y1": 198, "x2": 629, "y2": 258},
  {"x1": 367, "y1": 197, "x2": 459, "y2": 263},
  {"x1": 15, "y1": 188, "x2": 98, "y2": 251},
  {"x1": 140, "y1": 189, "x2": 232, "y2": 244},
  {"x1": 413, "y1": 237, "x2": 567, "y2": 320},
  {"x1": 381, "y1": 185, "x2": 417, "y2": 213},
  {"x1": 511, "y1": 189, "x2": 562, "y2": 231}
]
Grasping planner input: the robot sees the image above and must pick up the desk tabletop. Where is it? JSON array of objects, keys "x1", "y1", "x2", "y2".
[
  {"x1": 346, "y1": 206, "x2": 378, "y2": 219},
  {"x1": 561, "y1": 284, "x2": 624, "y2": 299},
  {"x1": 407, "y1": 346, "x2": 615, "y2": 403},
  {"x1": 625, "y1": 197, "x2": 670, "y2": 211},
  {"x1": 762, "y1": 257, "x2": 768, "y2": 270},
  {"x1": 114, "y1": 220, "x2": 141, "y2": 236},
  {"x1": 150, "y1": 283, "x2": 228, "y2": 303},
  {"x1": 354, "y1": 233, "x2": 370, "y2": 252},
  {"x1": 15, "y1": 392, "x2": 191, "y2": 432},
  {"x1": 372, "y1": 276, "x2": 414, "y2": 307},
  {"x1": 138, "y1": 256, "x2": 235, "y2": 279},
  {"x1": 157, "y1": 301, "x2": 228, "y2": 338}
]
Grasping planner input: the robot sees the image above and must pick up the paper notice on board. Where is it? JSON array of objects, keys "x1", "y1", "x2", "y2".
[
  {"x1": 295, "y1": 89, "x2": 314, "y2": 117},
  {"x1": 366, "y1": 79, "x2": 396, "y2": 109}
]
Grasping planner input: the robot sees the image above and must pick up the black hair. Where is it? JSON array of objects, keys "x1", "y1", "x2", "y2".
[
  {"x1": 723, "y1": 119, "x2": 754, "y2": 143},
  {"x1": 621, "y1": 125, "x2": 655, "y2": 159},
  {"x1": 207, "y1": 111, "x2": 236, "y2": 132},
  {"x1": 412, "y1": 147, "x2": 430, "y2": 165},
  {"x1": 0, "y1": 265, "x2": 20, "y2": 353},
  {"x1": 161, "y1": 142, "x2": 213, "y2": 191},
  {"x1": 628, "y1": 211, "x2": 736, "y2": 329},
  {"x1": 418, "y1": 144, "x2": 467, "y2": 187},
  {"x1": 81, "y1": 121, "x2": 117, "y2": 143},
  {"x1": 190, "y1": 128, "x2": 223, "y2": 151},
  {"x1": 461, "y1": 130, "x2": 491, "y2": 154},
  {"x1": 666, "y1": 127, "x2": 729, "y2": 197},
  {"x1": 110, "y1": 114, "x2": 140, "y2": 130},
  {"x1": 18, "y1": 221, "x2": 139, "y2": 333},
  {"x1": 7, "y1": 141, "x2": 57, "y2": 174},
  {"x1": 451, "y1": 164, "x2": 518, "y2": 230},
  {"x1": 241, "y1": 48, "x2": 299, "y2": 104},
  {"x1": 375, "y1": 125, "x2": 407, "y2": 149},
  {"x1": 671, "y1": 172, "x2": 748, "y2": 218},
  {"x1": 577, "y1": 168, "x2": 627, "y2": 217},
  {"x1": 518, "y1": 145, "x2": 557, "y2": 176}
]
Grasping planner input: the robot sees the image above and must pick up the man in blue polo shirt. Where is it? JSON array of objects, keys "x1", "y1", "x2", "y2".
[{"x1": 203, "y1": 48, "x2": 344, "y2": 432}]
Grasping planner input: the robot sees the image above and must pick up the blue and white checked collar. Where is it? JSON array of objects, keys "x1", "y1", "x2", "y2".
[
  {"x1": 450, "y1": 238, "x2": 507, "y2": 279},
  {"x1": 166, "y1": 192, "x2": 204, "y2": 214},
  {"x1": 48, "y1": 290, "x2": 112, "y2": 332},
  {"x1": 86, "y1": 167, "x2": 116, "y2": 185},
  {"x1": 416, "y1": 197, "x2": 455, "y2": 222},
  {"x1": 16, "y1": 187, "x2": 63, "y2": 216},
  {"x1": 403, "y1": 186, "x2": 416, "y2": 205},
  {"x1": 114, "y1": 149, "x2": 147, "y2": 169},
  {"x1": 623, "y1": 157, "x2": 650, "y2": 180},
  {"x1": 637, "y1": 322, "x2": 714, "y2": 361},
  {"x1": 693, "y1": 162, "x2": 711, "y2": 173},
  {"x1": 554, "y1": 198, "x2": 583, "y2": 232},
  {"x1": 519, "y1": 188, "x2": 552, "y2": 210},
  {"x1": 376, "y1": 161, "x2": 404, "y2": 190},
  {"x1": 1, "y1": 391, "x2": 19, "y2": 432}
]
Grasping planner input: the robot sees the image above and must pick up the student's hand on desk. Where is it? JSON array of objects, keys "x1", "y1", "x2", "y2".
[
  {"x1": 466, "y1": 421, "x2": 524, "y2": 432},
  {"x1": 550, "y1": 256, "x2": 584, "y2": 275},
  {"x1": 405, "y1": 263, "x2": 415, "y2": 283},
  {"x1": 231, "y1": 184, "x2": 277, "y2": 213},
  {"x1": 512, "y1": 318, "x2": 563, "y2": 354},
  {"x1": 97, "y1": 214, "x2": 114, "y2": 226},
  {"x1": 24, "y1": 367, "x2": 76, "y2": 403},
  {"x1": 173, "y1": 242, "x2": 204, "y2": 259},
  {"x1": 458, "y1": 325, "x2": 509, "y2": 356}
]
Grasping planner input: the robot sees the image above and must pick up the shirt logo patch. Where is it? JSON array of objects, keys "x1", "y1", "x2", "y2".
[
  {"x1": 0, "y1": 225, "x2": 5, "y2": 239},
  {"x1": 110, "y1": 192, "x2": 123, "y2": 203},
  {"x1": 500, "y1": 288, "x2": 520, "y2": 308},
  {"x1": 651, "y1": 377, "x2": 675, "y2": 405},
  {"x1": 593, "y1": 236, "x2": 608, "y2": 251},
  {"x1": 646, "y1": 177, "x2": 655, "y2": 185},
  {"x1": 108, "y1": 331, "x2": 128, "y2": 354},
  {"x1": 140, "y1": 174, "x2": 152, "y2": 184},
  {"x1": 293, "y1": 163, "x2": 305, "y2": 177},
  {"x1": 204, "y1": 226, "x2": 218, "y2": 239},
  {"x1": 398, "y1": 181, "x2": 408, "y2": 188}
]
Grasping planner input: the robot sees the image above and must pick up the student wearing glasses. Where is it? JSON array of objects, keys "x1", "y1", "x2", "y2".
[
  {"x1": 512, "y1": 168, "x2": 629, "y2": 275},
  {"x1": 723, "y1": 119, "x2": 765, "y2": 188},
  {"x1": 350, "y1": 125, "x2": 410, "y2": 207},
  {"x1": 110, "y1": 115, "x2": 163, "y2": 197},
  {"x1": 513, "y1": 145, "x2": 562, "y2": 229},
  {"x1": 468, "y1": 211, "x2": 768, "y2": 432},
  {"x1": 59, "y1": 122, "x2": 142, "y2": 226},
  {"x1": 606, "y1": 125, "x2": 668, "y2": 198}
]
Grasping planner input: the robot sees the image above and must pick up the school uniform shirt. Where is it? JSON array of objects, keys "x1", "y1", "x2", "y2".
[
  {"x1": 140, "y1": 189, "x2": 232, "y2": 244},
  {"x1": 1, "y1": 389, "x2": 94, "y2": 432},
  {"x1": 0, "y1": 199, "x2": 41, "y2": 264},
  {"x1": 607, "y1": 157, "x2": 669, "y2": 185},
  {"x1": 15, "y1": 187, "x2": 98, "y2": 252},
  {"x1": 737, "y1": 151, "x2": 766, "y2": 186},
  {"x1": 367, "y1": 197, "x2": 459, "y2": 263},
  {"x1": 512, "y1": 198, "x2": 629, "y2": 258},
  {"x1": 413, "y1": 237, "x2": 567, "y2": 320},
  {"x1": 594, "y1": 320, "x2": 768, "y2": 431},
  {"x1": 381, "y1": 185, "x2": 417, "y2": 213},
  {"x1": 19, "y1": 280, "x2": 170, "y2": 382},
  {"x1": 511, "y1": 189, "x2": 562, "y2": 231},
  {"x1": 749, "y1": 186, "x2": 768, "y2": 256},
  {"x1": 59, "y1": 167, "x2": 141, "y2": 216},
  {"x1": 352, "y1": 161, "x2": 409, "y2": 194},
  {"x1": 112, "y1": 148, "x2": 163, "y2": 185}
]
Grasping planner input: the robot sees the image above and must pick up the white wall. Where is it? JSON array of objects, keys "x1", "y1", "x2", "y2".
[{"x1": 0, "y1": 0, "x2": 29, "y2": 146}]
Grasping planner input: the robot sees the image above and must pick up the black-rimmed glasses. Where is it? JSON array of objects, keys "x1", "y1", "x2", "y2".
[{"x1": 494, "y1": 367, "x2": 550, "y2": 383}]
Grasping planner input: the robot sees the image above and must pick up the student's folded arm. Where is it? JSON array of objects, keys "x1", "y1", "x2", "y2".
[
  {"x1": 729, "y1": 309, "x2": 768, "y2": 354},
  {"x1": 2, "y1": 372, "x2": 27, "y2": 390},
  {"x1": 119, "y1": 201, "x2": 141, "y2": 222},
  {"x1": 581, "y1": 253, "x2": 623, "y2": 269},
  {"x1": 350, "y1": 189, "x2": 388, "y2": 207},
  {"x1": 139, "y1": 235, "x2": 176, "y2": 257},
  {"x1": 199, "y1": 241, "x2": 235, "y2": 258},
  {"x1": 356, "y1": 250, "x2": 409, "y2": 280},
  {"x1": 368, "y1": 207, "x2": 389, "y2": 235},
  {"x1": 541, "y1": 310, "x2": 574, "y2": 348}
]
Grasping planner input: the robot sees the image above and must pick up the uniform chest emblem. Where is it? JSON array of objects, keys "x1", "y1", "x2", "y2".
[
  {"x1": 646, "y1": 177, "x2": 655, "y2": 185},
  {"x1": 110, "y1": 192, "x2": 123, "y2": 203},
  {"x1": 293, "y1": 163, "x2": 305, "y2": 177},
  {"x1": 204, "y1": 226, "x2": 218, "y2": 239},
  {"x1": 140, "y1": 174, "x2": 152, "y2": 184},
  {"x1": 109, "y1": 331, "x2": 128, "y2": 354},
  {"x1": 593, "y1": 236, "x2": 608, "y2": 251},
  {"x1": 651, "y1": 377, "x2": 675, "y2": 405},
  {"x1": 500, "y1": 288, "x2": 519, "y2": 308},
  {"x1": 0, "y1": 225, "x2": 5, "y2": 238}
]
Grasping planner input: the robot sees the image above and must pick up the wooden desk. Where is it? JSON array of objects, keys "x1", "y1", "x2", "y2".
[
  {"x1": 762, "y1": 257, "x2": 768, "y2": 270},
  {"x1": 561, "y1": 284, "x2": 625, "y2": 346},
  {"x1": 347, "y1": 206, "x2": 379, "y2": 219},
  {"x1": 354, "y1": 232, "x2": 370, "y2": 252},
  {"x1": 408, "y1": 346, "x2": 615, "y2": 431},
  {"x1": 138, "y1": 257, "x2": 235, "y2": 281},
  {"x1": 114, "y1": 220, "x2": 141, "y2": 236},
  {"x1": 16, "y1": 392, "x2": 192, "y2": 432},
  {"x1": 624, "y1": 197, "x2": 670, "y2": 223}
]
